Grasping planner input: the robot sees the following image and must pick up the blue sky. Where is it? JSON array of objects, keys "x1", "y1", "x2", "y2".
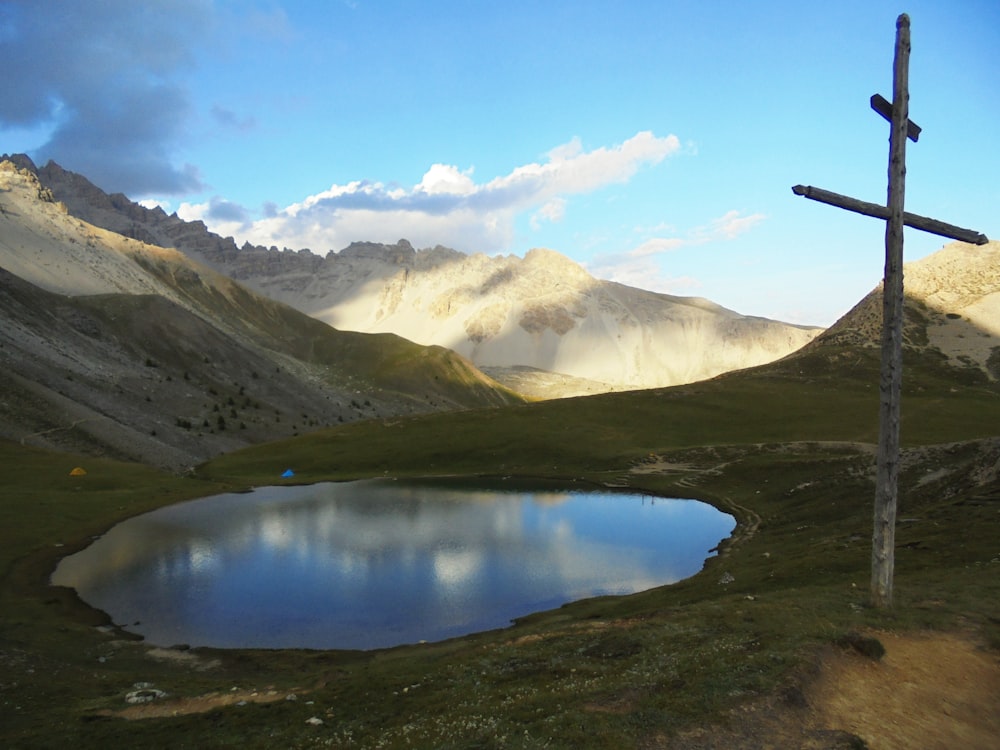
[{"x1": 1, "y1": 1, "x2": 996, "y2": 326}]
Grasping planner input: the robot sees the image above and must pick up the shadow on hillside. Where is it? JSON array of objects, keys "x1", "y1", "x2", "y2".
[
  {"x1": 808, "y1": 280, "x2": 1000, "y2": 384},
  {"x1": 24, "y1": 155, "x2": 999, "y2": 395}
]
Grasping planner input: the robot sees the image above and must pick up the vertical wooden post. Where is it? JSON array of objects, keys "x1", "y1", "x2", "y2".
[
  {"x1": 871, "y1": 13, "x2": 910, "y2": 609},
  {"x1": 794, "y1": 14, "x2": 986, "y2": 609}
]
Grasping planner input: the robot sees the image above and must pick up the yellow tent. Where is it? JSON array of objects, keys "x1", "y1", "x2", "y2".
[{"x1": 69, "y1": 467, "x2": 87, "y2": 476}]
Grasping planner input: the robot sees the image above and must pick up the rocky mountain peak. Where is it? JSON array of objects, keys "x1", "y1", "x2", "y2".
[
  {"x1": 1, "y1": 152, "x2": 39, "y2": 174},
  {"x1": 0, "y1": 159, "x2": 522, "y2": 466},
  {"x1": 338, "y1": 239, "x2": 416, "y2": 264},
  {"x1": 805, "y1": 240, "x2": 1000, "y2": 379},
  {"x1": 22, "y1": 158, "x2": 826, "y2": 395},
  {"x1": 522, "y1": 247, "x2": 593, "y2": 284}
]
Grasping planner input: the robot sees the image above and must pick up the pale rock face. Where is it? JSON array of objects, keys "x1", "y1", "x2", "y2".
[
  {"x1": 23, "y1": 153, "x2": 998, "y2": 390},
  {"x1": 0, "y1": 160, "x2": 171, "y2": 298},
  {"x1": 0, "y1": 159, "x2": 524, "y2": 467},
  {"x1": 804, "y1": 239, "x2": 1000, "y2": 380},
  {"x1": 18, "y1": 155, "x2": 824, "y2": 392},
  {"x1": 219, "y1": 240, "x2": 822, "y2": 390}
]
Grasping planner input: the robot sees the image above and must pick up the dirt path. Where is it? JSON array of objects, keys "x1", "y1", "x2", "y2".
[
  {"x1": 808, "y1": 630, "x2": 1000, "y2": 749},
  {"x1": 105, "y1": 630, "x2": 1000, "y2": 748},
  {"x1": 666, "y1": 630, "x2": 1000, "y2": 749}
]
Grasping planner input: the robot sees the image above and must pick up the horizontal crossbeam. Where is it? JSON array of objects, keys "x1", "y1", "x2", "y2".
[
  {"x1": 792, "y1": 184, "x2": 988, "y2": 245},
  {"x1": 870, "y1": 94, "x2": 921, "y2": 142}
]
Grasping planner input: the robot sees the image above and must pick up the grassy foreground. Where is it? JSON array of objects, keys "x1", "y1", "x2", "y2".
[{"x1": 2, "y1": 348, "x2": 999, "y2": 748}]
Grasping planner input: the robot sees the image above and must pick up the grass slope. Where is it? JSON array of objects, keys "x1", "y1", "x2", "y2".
[
  {"x1": 201, "y1": 345, "x2": 1000, "y2": 485},
  {"x1": 1, "y1": 246, "x2": 523, "y2": 468},
  {"x1": 2, "y1": 347, "x2": 999, "y2": 748},
  {"x1": 132, "y1": 251, "x2": 525, "y2": 410}
]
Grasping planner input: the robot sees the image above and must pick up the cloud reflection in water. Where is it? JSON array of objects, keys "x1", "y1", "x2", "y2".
[{"x1": 52, "y1": 480, "x2": 734, "y2": 650}]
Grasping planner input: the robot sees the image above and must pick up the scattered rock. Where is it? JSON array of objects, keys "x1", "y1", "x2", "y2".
[
  {"x1": 305, "y1": 716, "x2": 324, "y2": 726},
  {"x1": 125, "y1": 687, "x2": 168, "y2": 704}
]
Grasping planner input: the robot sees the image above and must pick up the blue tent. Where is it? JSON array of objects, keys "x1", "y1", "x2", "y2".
[{"x1": 281, "y1": 469, "x2": 295, "y2": 478}]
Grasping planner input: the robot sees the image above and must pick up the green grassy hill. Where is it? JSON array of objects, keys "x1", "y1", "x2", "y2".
[
  {"x1": 0, "y1": 161, "x2": 523, "y2": 469},
  {"x1": 198, "y1": 342, "x2": 1000, "y2": 486},
  {"x1": 5, "y1": 156, "x2": 998, "y2": 746},
  {"x1": 3, "y1": 323, "x2": 999, "y2": 747}
]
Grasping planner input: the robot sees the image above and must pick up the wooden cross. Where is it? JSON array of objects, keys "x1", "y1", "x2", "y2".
[{"x1": 792, "y1": 14, "x2": 988, "y2": 609}]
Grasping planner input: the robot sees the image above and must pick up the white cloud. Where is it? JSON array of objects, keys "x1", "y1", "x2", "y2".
[
  {"x1": 485, "y1": 130, "x2": 678, "y2": 202},
  {"x1": 201, "y1": 131, "x2": 681, "y2": 253},
  {"x1": 587, "y1": 209, "x2": 767, "y2": 296},
  {"x1": 633, "y1": 220, "x2": 677, "y2": 234},
  {"x1": 530, "y1": 198, "x2": 567, "y2": 229},
  {"x1": 627, "y1": 237, "x2": 686, "y2": 257},
  {"x1": 695, "y1": 209, "x2": 766, "y2": 241},
  {"x1": 177, "y1": 200, "x2": 246, "y2": 243},
  {"x1": 137, "y1": 198, "x2": 171, "y2": 211},
  {"x1": 416, "y1": 164, "x2": 476, "y2": 196},
  {"x1": 587, "y1": 254, "x2": 703, "y2": 296},
  {"x1": 546, "y1": 137, "x2": 584, "y2": 162},
  {"x1": 623, "y1": 209, "x2": 767, "y2": 259}
]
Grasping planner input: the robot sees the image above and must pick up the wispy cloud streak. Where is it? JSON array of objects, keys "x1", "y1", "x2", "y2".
[
  {"x1": 182, "y1": 131, "x2": 681, "y2": 253},
  {"x1": 587, "y1": 210, "x2": 766, "y2": 295}
]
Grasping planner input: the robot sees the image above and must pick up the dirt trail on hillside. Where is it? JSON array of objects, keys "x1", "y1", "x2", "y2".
[
  {"x1": 109, "y1": 629, "x2": 1000, "y2": 750},
  {"x1": 667, "y1": 630, "x2": 1000, "y2": 749},
  {"x1": 808, "y1": 630, "x2": 1000, "y2": 749}
]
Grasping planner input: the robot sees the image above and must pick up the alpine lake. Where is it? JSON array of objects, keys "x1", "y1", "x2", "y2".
[{"x1": 52, "y1": 478, "x2": 735, "y2": 650}]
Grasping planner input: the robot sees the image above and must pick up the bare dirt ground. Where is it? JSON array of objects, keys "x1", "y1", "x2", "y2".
[
  {"x1": 808, "y1": 630, "x2": 1000, "y2": 750},
  {"x1": 106, "y1": 629, "x2": 999, "y2": 750},
  {"x1": 103, "y1": 686, "x2": 294, "y2": 720},
  {"x1": 665, "y1": 629, "x2": 1000, "y2": 749}
]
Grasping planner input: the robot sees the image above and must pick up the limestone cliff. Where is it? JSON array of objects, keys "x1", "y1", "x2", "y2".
[
  {"x1": 810, "y1": 239, "x2": 1000, "y2": 379},
  {"x1": 19, "y1": 155, "x2": 824, "y2": 394},
  {"x1": 0, "y1": 159, "x2": 521, "y2": 468},
  {"x1": 193, "y1": 241, "x2": 822, "y2": 391}
]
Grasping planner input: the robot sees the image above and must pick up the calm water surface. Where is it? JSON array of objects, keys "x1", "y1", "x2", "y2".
[{"x1": 52, "y1": 479, "x2": 734, "y2": 650}]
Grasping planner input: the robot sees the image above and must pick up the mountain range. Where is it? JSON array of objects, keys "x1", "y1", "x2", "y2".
[
  {"x1": 0, "y1": 159, "x2": 521, "y2": 470},
  {"x1": 3, "y1": 154, "x2": 998, "y2": 472},
  {"x1": 16, "y1": 156, "x2": 823, "y2": 396}
]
